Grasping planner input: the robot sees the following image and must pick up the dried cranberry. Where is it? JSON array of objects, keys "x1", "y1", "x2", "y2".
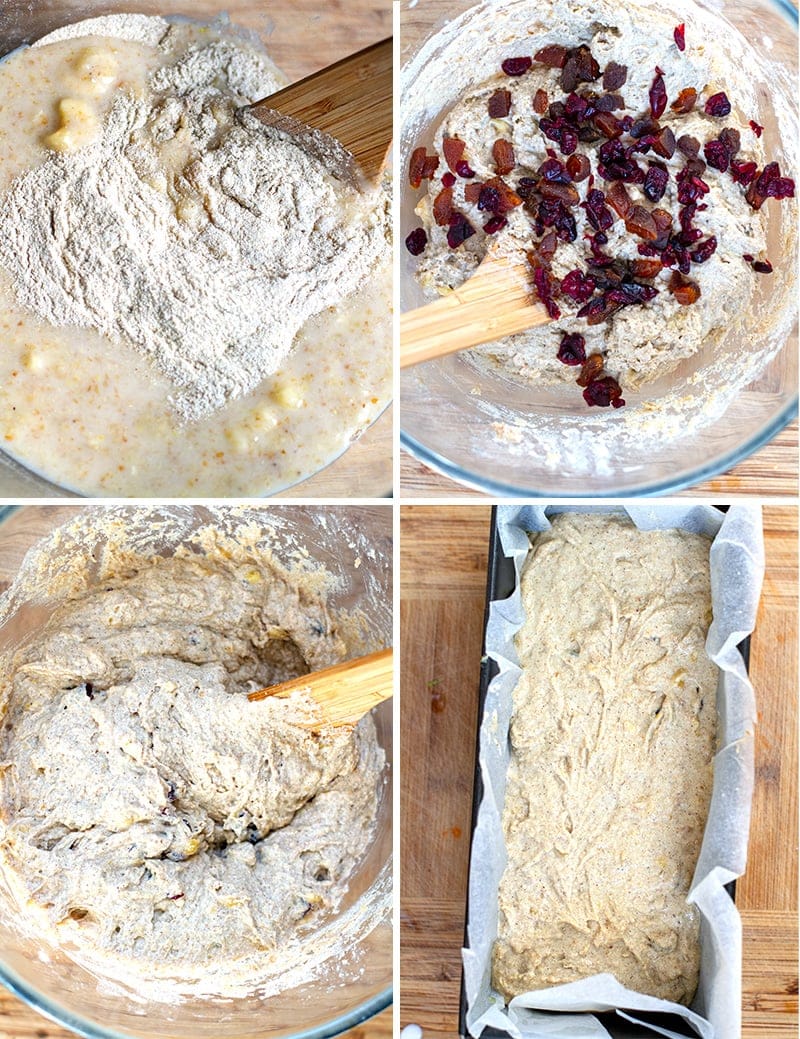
[
  {"x1": 670, "y1": 87, "x2": 697, "y2": 114},
  {"x1": 602, "y1": 61, "x2": 627, "y2": 91},
  {"x1": 644, "y1": 165, "x2": 669, "y2": 202},
  {"x1": 405, "y1": 228, "x2": 428, "y2": 255},
  {"x1": 477, "y1": 186, "x2": 501, "y2": 212},
  {"x1": 676, "y1": 167, "x2": 710, "y2": 205},
  {"x1": 456, "y1": 159, "x2": 476, "y2": 178},
  {"x1": 749, "y1": 120, "x2": 764, "y2": 138},
  {"x1": 745, "y1": 161, "x2": 795, "y2": 209},
  {"x1": 447, "y1": 214, "x2": 476, "y2": 249},
  {"x1": 516, "y1": 177, "x2": 537, "y2": 201},
  {"x1": 674, "y1": 23, "x2": 686, "y2": 51},
  {"x1": 730, "y1": 160, "x2": 757, "y2": 185},
  {"x1": 557, "y1": 332, "x2": 587, "y2": 365},
  {"x1": 533, "y1": 89, "x2": 549, "y2": 115},
  {"x1": 483, "y1": 215, "x2": 508, "y2": 234},
  {"x1": 533, "y1": 266, "x2": 561, "y2": 318},
  {"x1": 605, "y1": 282, "x2": 658, "y2": 305},
  {"x1": 441, "y1": 172, "x2": 456, "y2": 188},
  {"x1": 565, "y1": 91, "x2": 589, "y2": 118},
  {"x1": 538, "y1": 157, "x2": 571, "y2": 183},
  {"x1": 576, "y1": 295, "x2": 610, "y2": 323},
  {"x1": 561, "y1": 269, "x2": 596, "y2": 303},
  {"x1": 566, "y1": 154, "x2": 591, "y2": 181},
  {"x1": 560, "y1": 129, "x2": 579, "y2": 155},
  {"x1": 597, "y1": 139, "x2": 644, "y2": 184},
  {"x1": 649, "y1": 70, "x2": 667, "y2": 119},
  {"x1": 582, "y1": 188, "x2": 614, "y2": 232},
  {"x1": 751, "y1": 258, "x2": 773, "y2": 273},
  {"x1": 502, "y1": 56, "x2": 532, "y2": 76},
  {"x1": 533, "y1": 44, "x2": 568, "y2": 68},
  {"x1": 690, "y1": 236, "x2": 718, "y2": 263},
  {"x1": 705, "y1": 91, "x2": 731, "y2": 117},
  {"x1": 704, "y1": 139, "x2": 731, "y2": 172},
  {"x1": 583, "y1": 376, "x2": 624, "y2": 408},
  {"x1": 488, "y1": 89, "x2": 512, "y2": 118}
]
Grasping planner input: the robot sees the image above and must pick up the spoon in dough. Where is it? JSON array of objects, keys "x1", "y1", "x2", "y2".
[
  {"x1": 248, "y1": 647, "x2": 393, "y2": 728},
  {"x1": 243, "y1": 38, "x2": 392, "y2": 187},
  {"x1": 400, "y1": 251, "x2": 550, "y2": 368}
]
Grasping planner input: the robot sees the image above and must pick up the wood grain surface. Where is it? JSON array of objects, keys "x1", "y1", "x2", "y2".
[
  {"x1": 400, "y1": 505, "x2": 798, "y2": 1038},
  {"x1": 0, "y1": 497, "x2": 394, "y2": 1039},
  {"x1": 400, "y1": 421, "x2": 798, "y2": 498}
]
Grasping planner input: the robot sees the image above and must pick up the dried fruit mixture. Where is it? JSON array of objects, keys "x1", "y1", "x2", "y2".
[{"x1": 406, "y1": 2, "x2": 794, "y2": 408}]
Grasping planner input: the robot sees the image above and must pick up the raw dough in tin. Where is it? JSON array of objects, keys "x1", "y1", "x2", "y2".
[
  {"x1": 0, "y1": 548, "x2": 383, "y2": 989},
  {"x1": 493, "y1": 513, "x2": 718, "y2": 1004}
]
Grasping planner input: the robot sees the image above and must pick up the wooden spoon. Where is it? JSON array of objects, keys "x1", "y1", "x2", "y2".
[
  {"x1": 400, "y1": 252, "x2": 550, "y2": 368},
  {"x1": 244, "y1": 38, "x2": 393, "y2": 187},
  {"x1": 248, "y1": 647, "x2": 393, "y2": 728}
]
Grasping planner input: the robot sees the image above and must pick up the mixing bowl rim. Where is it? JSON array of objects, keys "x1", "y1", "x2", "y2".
[{"x1": 401, "y1": 396, "x2": 798, "y2": 497}]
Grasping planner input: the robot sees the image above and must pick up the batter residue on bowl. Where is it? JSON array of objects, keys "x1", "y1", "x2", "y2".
[{"x1": 0, "y1": 14, "x2": 391, "y2": 494}]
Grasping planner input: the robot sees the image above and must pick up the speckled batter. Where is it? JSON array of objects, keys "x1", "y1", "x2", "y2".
[
  {"x1": 411, "y1": 0, "x2": 771, "y2": 391},
  {"x1": 0, "y1": 548, "x2": 383, "y2": 988},
  {"x1": 493, "y1": 513, "x2": 718, "y2": 1004}
]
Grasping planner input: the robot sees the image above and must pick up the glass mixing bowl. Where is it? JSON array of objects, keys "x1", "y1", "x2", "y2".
[
  {"x1": 400, "y1": 0, "x2": 798, "y2": 496},
  {"x1": 0, "y1": 1, "x2": 392, "y2": 498},
  {"x1": 0, "y1": 505, "x2": 392, "y2": 1039}
]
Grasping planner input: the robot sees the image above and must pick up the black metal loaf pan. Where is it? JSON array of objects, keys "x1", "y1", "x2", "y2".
[{"x1": 459, "y1": 505, "x2": 749, "y2": 1039}]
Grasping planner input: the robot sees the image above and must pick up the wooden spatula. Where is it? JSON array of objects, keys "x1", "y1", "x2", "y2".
[
  {"x1": 245, "y1": 38, "x2": 392, "y2": 186},
  {"x1": 248, "y1": 647, "x2": 393, "y2": 728},
  {"x1": 400, "y1": 252, "x2": 550, "y2": 368}
]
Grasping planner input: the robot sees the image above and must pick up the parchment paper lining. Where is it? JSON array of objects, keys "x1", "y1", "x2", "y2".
[{"x1": 463, "y1": 505, "x2": 763, "y2": 1039}]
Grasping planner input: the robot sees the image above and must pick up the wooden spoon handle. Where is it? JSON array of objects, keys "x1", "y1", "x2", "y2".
[
  {"x1": 248, "y1": 38, "x2": 393, "y2": 182},
  {"x1": 248, "y1": 647, "x2": 393, "y2": 727},
  {"x1": 400, "y1": 256, "x2": 550, "y2": 368}
]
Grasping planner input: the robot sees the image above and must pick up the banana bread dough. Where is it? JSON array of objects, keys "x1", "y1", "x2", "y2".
[
  {"x1": 493, "y1": 513, "x2": 718, "y2": 1004},
  {"x1": 0, "y1": 546, "x2": 383, "y2": 991},
  {"x1": 411, "y1": 0, "x2": 770, "y2": 391}
]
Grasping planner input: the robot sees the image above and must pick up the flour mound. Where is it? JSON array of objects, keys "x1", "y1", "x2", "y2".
[{"x1": 0, "y1": 36, "x2": 388, "y2": 422}]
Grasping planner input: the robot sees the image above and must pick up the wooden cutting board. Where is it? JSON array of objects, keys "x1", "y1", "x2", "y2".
[{"x1": 400, "y1": 505, "x2": 798, "y2": 1038}]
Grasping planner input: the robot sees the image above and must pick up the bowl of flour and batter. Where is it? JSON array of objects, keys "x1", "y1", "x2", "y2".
[
  {"x1": 0, "y1": 505, "x2": 392, "y2": 1037},
  {"x1": 0, "y1": 1, "x2": 392, "y2": 497},
  {"x1": 400, "y1": 0, "x2": 797, "y2": 495}
]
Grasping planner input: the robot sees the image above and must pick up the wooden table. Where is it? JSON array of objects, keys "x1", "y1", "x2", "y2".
[
  {"x1": 400, "y1": 421, "x2": 798, "y2": 498},
  {"x1": 400, "y1": 505, "x2": 798, "y2": 1038}
]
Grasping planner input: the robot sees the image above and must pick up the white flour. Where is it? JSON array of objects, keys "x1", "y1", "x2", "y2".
[{"x1": 0, "y1": 18, "x2": 389, "y2": 422}]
